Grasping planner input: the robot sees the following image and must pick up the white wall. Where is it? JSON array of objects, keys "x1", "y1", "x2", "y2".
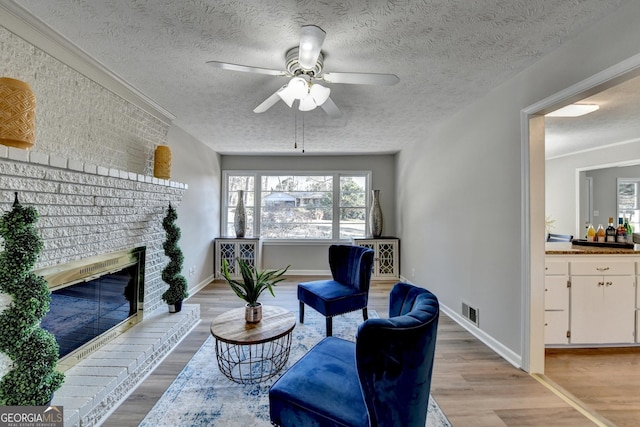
[{"x1": 397, "y1": 1, "x2": 640, "y2": 362}]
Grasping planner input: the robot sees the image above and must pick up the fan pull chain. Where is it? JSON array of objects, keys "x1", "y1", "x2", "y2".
[
  {"x1": 302, "y1": 113, "x2": 305, "y2": 154},
  {"x1": 294, "y1": 112, "x2": 297, "y2": 149}
]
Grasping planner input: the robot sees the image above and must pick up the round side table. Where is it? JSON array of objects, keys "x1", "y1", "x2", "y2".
[{"x1": 210, "y1": 305, "x2": 296, "y2": 384}]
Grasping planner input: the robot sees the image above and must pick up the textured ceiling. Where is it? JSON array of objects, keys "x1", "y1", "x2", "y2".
[{"x1": 9, "y1": 0, "x2": 633, "y2": 156}]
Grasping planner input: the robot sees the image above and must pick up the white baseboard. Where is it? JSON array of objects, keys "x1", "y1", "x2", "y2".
[
  {"x1": 439, "y1": 303, "x2": 523, "y2": 369},
  {"x1": 187, "y1": 274, "x2": 215, "y2": 297},
  {"x1": 284, "y1": 269, "x2": 331, "y2": 276}
]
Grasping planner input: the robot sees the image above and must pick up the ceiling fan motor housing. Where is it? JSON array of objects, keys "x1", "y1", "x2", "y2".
[{"x1": 286, "y1": 47, "x2": 323, "y2": 77}]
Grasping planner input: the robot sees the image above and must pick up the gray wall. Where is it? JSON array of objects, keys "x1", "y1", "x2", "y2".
[
  {"x1": 169, "y1": 126, "x2": 221, "y2": 291},
  {"x1": 546, "y1": 140, "x2": 640, "y2": 237},
  {"x1": 221, "y1": 154, "x2": 395, "y2": 273},
  {"x1": 397, "y1": 1, "x2": 640, "y2": 362}
]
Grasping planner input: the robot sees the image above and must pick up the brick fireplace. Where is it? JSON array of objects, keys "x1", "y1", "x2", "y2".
[
  {"x1": 1, "y1": 23, "x2": 202, "y2": 426},
  {"x1": 0, "y1": 151, "x2": 199, "y2": 426}
]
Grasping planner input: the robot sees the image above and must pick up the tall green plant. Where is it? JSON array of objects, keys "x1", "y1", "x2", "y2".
[
  {"x1": 0, "y1": 193, "x2": 64, "y2": 405},
  {"x1": 161, "y1": 203, "x2": 188, "y2": 305}
]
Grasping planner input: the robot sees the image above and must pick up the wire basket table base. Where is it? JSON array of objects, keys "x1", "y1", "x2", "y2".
[
  {"x1": 215, "y1": 332, "x2": 292, "y2": 384},
  {"x1": 210, "y1": 305, "x2": 297, "y2": 384}
]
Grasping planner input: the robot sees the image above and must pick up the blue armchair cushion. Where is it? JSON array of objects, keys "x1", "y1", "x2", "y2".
[
  {"x1": 298, "y1": 280, "x2": 368, "y2": 317},
  {"x1": 269, "y1": 337, "x2": 368, "y2": 427}
]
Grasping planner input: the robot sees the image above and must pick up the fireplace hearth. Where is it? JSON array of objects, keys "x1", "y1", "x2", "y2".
[{"x1": 35, "y1": 247, "x2": 145, "y2": 370}]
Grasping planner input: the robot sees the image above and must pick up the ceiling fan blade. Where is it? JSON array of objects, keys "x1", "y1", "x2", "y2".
[
  {"x1": 207, "y1": 60, "x2": 287, "y2": 77},
  {"x1": 298, "y1": 25, "x2": 326, "y2": 70},
  {"x1": 253, "y1": 87, "x2": 286, "y2": 113},
  {"x1": 321, "y1": 72, "x2": 400, "y2": 86},
  {"x1": 320, "y1": 97, "x2": 343, "y2": 118}
]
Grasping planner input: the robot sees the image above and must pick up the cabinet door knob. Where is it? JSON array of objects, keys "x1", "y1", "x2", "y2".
[
  {"x1": 606, "y1": 281, "x2": 613, "y2": 286},
  {"x1": 598, "y1": 281, "x2": 604, "y2": 287}
]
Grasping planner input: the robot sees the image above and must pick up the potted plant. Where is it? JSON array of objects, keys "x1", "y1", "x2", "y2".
[
  {"x1": 161, "y1": 203, "x2": 188, "y2": 312},
  {"x1": 221, "y1": 258, "x2": 289, "y2": 323},
  {"x1": 0, "y1": 193, "x2": 65, "y2": 405}
]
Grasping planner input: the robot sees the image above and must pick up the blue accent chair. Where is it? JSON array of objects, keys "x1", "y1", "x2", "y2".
[
  {"x1": 270, "y1": 282, "x2": 440, "y2": 427},
  {"x1": 298, "y1": 244, "x2": 375, "y2": 336}
]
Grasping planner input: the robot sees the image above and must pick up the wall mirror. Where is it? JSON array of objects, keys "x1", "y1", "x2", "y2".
[{"x1": 617, "y1": 177, "x2": 640, "y2": 232}]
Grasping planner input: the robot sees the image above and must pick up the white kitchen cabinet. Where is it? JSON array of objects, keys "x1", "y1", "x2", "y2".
[
  {"x1": 214, "y1": 237, "x2": 262, "y2": 279},
  {"x1": 545, "y1": 310, "x2": 570, "y2": 344},
  {"x1": 544, "y1": 253, "x2": 638, "y2": 347},
  {"x1": 544, "y1": 261, "x2": 569, "y2": 344},
  {"x1": 570, "y1": 274, "x2": 635, "y2": 344},
  {"x1": 351, "y1": 237, "x2": 399, "y2": 280}
]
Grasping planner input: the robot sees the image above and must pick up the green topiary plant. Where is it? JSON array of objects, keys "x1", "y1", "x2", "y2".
[
  {"x1": 161, "y1": 203, "x2": 188, "y2": 310},
  {"x1": 0, "y1": 192, "x2": 64, "y2": 405}
]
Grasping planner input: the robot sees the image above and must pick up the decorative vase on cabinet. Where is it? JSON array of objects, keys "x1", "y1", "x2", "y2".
[
  {"x1": 369, "y1": 189, "x2": 383, "y2": 238},
  {"x1": 234, "y1": 190, "x2": 246, "y2": 238}
]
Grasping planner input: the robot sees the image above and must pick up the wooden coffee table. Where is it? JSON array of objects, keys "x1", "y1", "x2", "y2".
[{"x1": 210, "y1": 305, "x2": 296, "y2": 384}]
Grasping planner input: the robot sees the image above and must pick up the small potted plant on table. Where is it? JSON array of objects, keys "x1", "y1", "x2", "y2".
[{"x1": 221, "y1": 258, "x2": 289, "y2": 323}]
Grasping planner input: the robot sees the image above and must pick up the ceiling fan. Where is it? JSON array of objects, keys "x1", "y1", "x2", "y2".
[{"x1": 206, "y1": 25, "x2": 400, "y2": 118}]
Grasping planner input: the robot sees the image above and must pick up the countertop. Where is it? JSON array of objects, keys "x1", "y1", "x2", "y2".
[{"x1": 546, "y1": 241, "x2": 640, "y2": 255}]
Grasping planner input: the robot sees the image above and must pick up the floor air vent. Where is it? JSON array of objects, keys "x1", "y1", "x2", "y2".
[{"x1": 462, "y1": 302, "x2": 479, "y2": 326}]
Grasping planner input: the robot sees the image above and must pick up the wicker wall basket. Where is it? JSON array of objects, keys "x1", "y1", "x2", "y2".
[
  {"x1": 0, "y1": 77, "x2": 36, "y2": 150},
  {"x1": 154, "y1": 145, "x2": 171, "y2": 179}
]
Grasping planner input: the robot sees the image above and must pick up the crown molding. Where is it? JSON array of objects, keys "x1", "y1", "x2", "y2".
[{"x1": 0, "y1": 0, "x2": 176, "y2": 124}]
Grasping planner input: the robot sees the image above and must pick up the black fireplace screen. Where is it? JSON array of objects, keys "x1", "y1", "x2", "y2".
[
  {"x1": 36, "y1": 246, "x2": 146, "y2": 364},
  {"x1": 41, "y1": 264, "x2": 139, "y2": 358}
]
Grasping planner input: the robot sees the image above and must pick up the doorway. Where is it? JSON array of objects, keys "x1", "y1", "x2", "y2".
[
  {"x1": 523, "y1": 53, "x2": 640, "y2": 424},
  {"x1": 524, "y1": 52, "x2": 640, "y2": 374}
]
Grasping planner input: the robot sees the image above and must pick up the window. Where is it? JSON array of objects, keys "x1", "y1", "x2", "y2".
[
  {"x1": 223, "y1": 171, "x2": 370, "y2": 240},
  {"x1": 617, "y1": 178, "x2": 639, "y2": 232}
]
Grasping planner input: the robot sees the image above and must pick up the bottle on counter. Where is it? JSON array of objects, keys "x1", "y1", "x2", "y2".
[
  {"x1": 596, "y1": 224, "x2": 606, "y2": 243},
  {"x1": 624, "y1": 217, "x2": 634, "y2": 242},
  {"x1": 605, "y1": 217, "x2": 616, "y2": 243},
  {"x1": 616, "y1": 217, "x2": 627, "y2": 243},
  {"x1": 586, "y1": 223, "x2": 596, "y2": 242}
]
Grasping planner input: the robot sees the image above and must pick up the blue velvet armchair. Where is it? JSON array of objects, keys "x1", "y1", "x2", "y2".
[
  {"x1": 270, "y1": 282, "x2": 440, "y2": 427},
  {"x1": 298, "y1": 244, "x2": 375, "y2": 336}
]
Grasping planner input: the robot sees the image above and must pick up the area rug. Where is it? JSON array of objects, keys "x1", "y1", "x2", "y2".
[{"x1": 140, "y1": 309, "x2": 451, "y2": 427}]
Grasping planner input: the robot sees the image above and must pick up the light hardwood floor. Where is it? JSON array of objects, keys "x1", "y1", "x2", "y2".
[
  {"x1": 545, "y1": 347, "x2": 640, "y2": 427},
  {"x1": 103, "y1": 279, "x2": 596, "y2": 427}
]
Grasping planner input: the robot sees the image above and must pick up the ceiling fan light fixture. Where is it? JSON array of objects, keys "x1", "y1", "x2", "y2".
[
  {"x1": 276, "y1": 85, "x2": 296, "y2": 108},
  {"x1": 298, "y1": 25, "x2": 326, "y2": 70},
  {"x1": 278, "y1": 77, "x2": 309, "y2": 107},
  {"x1": 290, "y1": 77, "x2": 309, "y2": 98},
  {"x1": 298, "y1": 95, "x2": 317, "y2": 111},
  {"x1": 309, "y1": 83, "x2": 330, "y2": 106}
]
